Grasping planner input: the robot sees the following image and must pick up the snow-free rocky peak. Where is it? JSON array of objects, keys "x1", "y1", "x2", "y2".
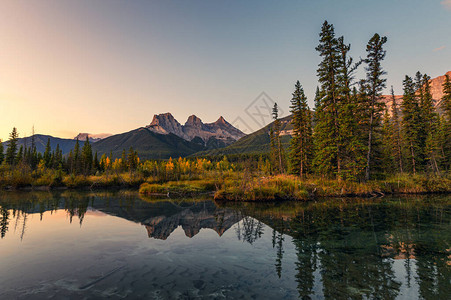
[{"x1": 146, "y1": 113, "x2": 245, "y2": 144}]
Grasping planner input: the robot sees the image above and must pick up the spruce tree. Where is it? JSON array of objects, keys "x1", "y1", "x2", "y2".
[
  {"x1": 420, "y1": 74, "x2": 440, "y2": 173},
  {"x1": 81, "y1": 137, "x2": 93, "y2": 175},
  {"x1": 15, "y1": 145, "x2": 24, "y2": 165},
  {"x1": 43, "y1": 138, "x2": 52, "y2": 168},
  {"x1": 313, "y1": 21, "x2": 342, "y2": 178},
  {"x1": 390, "y1": 87, "x2": 403, "y2": 173},
  {"x1": 94, "y1": 151, "x2": 99, "y2": 171},
  {"x1": 121, "y1": 149, "x2": 127, "y2": 171},
  {"x1": 363, "y1": 33, "x2": 387, "y2": 180},
  {"x1": 289, "y1": 81, "x2": 312, "y2": 178},
  {"x1": 271, "y1": 103, "x2": 284, "y2": 173},
  {"x1": 72, "y1": 139, "x2": 80, "y2": 174},
  {"x1": 402, "y1": 75, "x2": 421, "y2": 175},
  {"x1": 440, "y1": 74, "x2": 451, "y2": 170},
  {"x1": 337, "y1": 37, "x2": 365, "y2": 180},
  {"x1": 5, "y1": 127, "x2": 19, "y2": 166},
  {"x1": 53, "y1": 144, "x2": 62, "y2": 169}
]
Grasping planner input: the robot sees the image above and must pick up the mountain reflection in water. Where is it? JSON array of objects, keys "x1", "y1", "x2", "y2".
[{"x1": 0, "y1": 191, "x2": 450, "y2": 299}]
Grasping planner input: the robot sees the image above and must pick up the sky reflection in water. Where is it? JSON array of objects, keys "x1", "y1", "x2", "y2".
[{"x1": 0, "y1": 191, "x2": 450, "y2": 299}]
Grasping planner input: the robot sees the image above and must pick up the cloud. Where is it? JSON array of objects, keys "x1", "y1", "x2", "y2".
[
  {"x1": 434, "y1": 45, "x2": 446, "y2": 52},
  {"x1": 442, "y1": 0, "x2": 451, "y2": 10}
]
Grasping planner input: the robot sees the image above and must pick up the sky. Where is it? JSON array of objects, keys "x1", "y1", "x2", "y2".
[{"x1": 0, "y1": 0, "x2": 450, "y2": 140}]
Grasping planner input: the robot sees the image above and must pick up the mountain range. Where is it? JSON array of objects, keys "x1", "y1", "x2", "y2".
[
  {"x1": 10, "y1": 71, "x2": 450, "y2": 159},
  {"x1": 146, "y1": 113, "x2": 245, "y2": 144},
  {"x1": 91, "y1": 114, "x2": 245, "y2": 159}
]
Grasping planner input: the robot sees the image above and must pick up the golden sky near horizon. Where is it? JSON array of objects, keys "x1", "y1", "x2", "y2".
[{"x1": 1, "y1": 0, "x2": 450, "y2": 141}]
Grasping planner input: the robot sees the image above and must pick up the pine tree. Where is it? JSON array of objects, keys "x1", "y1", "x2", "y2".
[
  {"x1": 93, "y1": 151, "x2": 99, "y2": 171},
  {"x1": 43, "y1": 138, "x2": 52, "y2": 168},
  {"x1": 336, "y1": 37, "x2": 365, "y2": 180},
  {"x1": 381, "y1": 107, "x2": 395, "y2": 174},
  {"x1": 440, "y1": 74, "x2": 451, "y2": 170},
  {"x1": 390, "y1": 87, "x2": 403, "y2": 174},
  {"x1": 53, "y1": 144, "x2": 62, "y2": 169},
  {"x1": 128, "y1": 147, "x2": 138, "y2": 172},
  {"x1": 402, "y1": 76, "x2": 421, "y2": 175},
  {"x1": 313, "y1": 21, "x2": 342, "y2": 178},
  {"x1": 72, "y1": 139, "x2": 80, "y2": 174},
  {"x1": 121, "y1": 149, "x2": 127, "y2": 171},
  {"x1": 271, "y1": 103, "x2": 284, "y2": 173},
  {"x1": 289, "y1": 81, "x2": 312, "y2": 178},
  {"x1": 5, "y1": 127, "x2": 19, "y2": 166},
  {"x1": 15, "y1": 145, "x2": 24, "y2": 165},
  {"x1": 420, "y1": 74, "x2": 440, "y2": 173},
  {"x1": 363, "y1": 33, "x2": 387, "y2": 180},
  {"x1": 81, "y1": 137, "x2": 93, "y2": 175}
]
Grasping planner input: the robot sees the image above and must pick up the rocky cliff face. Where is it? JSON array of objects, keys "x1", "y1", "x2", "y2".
[
  {"x1": 382, "y1": 71, "x2": 450, "y2": 114},
  {"x1": 146, "y1": 113, "x2": 246, "y2": 145}
]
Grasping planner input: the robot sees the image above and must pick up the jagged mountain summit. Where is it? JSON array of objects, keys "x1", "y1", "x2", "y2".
[{"x1": 146, "y1": 113, "x2": 245, "y2": 145}]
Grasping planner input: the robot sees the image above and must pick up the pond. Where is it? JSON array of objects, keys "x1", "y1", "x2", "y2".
[{"x1": 0, "y1": 191, "x2": 450, "y2": 299}]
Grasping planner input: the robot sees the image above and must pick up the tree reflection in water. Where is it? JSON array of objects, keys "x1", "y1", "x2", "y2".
[{"x1": 0, "y1": 192, "x2": 449, "y2": 299}]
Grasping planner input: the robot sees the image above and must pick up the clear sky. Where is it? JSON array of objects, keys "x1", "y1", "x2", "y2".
[{"x1": 1, "y1": 0, "x2": 450, "y2": 140}]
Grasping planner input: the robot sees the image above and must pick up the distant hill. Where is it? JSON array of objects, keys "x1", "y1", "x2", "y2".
[
  {"x1": 14, "y1": 135, "x2": 84, "y2": 155},
  {"x1": 91, "y1": 127, "x2": 207, "y2": 159},
  {"x1": 193, "y1": 115, "x2": 293, "y2": 156}
]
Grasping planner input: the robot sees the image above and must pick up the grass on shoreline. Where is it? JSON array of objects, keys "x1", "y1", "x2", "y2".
[
  {"x1": 141, "y1": 173, "x2": 451, "y2": 201},
  {"x1": 214, "y1": 174, "x2": 451, "y2": 201},
  {"x1": 1, "y1": 167, "x2": 450, "y2": 201}
]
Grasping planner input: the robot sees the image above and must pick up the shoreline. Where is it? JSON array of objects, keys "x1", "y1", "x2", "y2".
[{"x1": 2, "y1": 174, "x2": 450, "y2": 202}]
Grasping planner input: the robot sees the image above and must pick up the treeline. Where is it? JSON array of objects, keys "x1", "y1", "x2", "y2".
[
  {"x1": 1, "y1": 21, "x2": 450, "y2": 187},
  {"x1": 269, "y1": 21, "x2": 451, "y2": 181},
  {"x1": 0, "y1": 134, "x2": 139, "y2": 176}
]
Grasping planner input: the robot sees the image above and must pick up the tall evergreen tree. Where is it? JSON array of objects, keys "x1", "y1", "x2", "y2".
[
  {"x1": 81, "y1": 137, "x2": 93, "y2": 175},
  {"x1": 420, "y1": 74, "x2": 440, "y2": 173},
  {"x1": 289, "y1": 81, "x2": 312, "y2": 178},
  {"x1": 43, "y1": 138, "x2": 52, "y2": 168},
  {"x1": 72, "y1": 139, "x2": 80, "y2": 174},
  {"x1": 336, "y1": 37, "x2": 365, "y2": 180},
  {"x1": 402, "y1": 76, "x2": 422, "y2": 175},
  {"x1": 440, "y1": 74, "x2": 451, "y2": 170},
  {"x1": 15, "y1": 145, "x2": 24, "y2": 165},
  {"x1": 442, "y1": 74, "x2": 451, "y2": 120},
  {"x1": 390, "y1": 87, "x2": 403, "y2": 174},
  {"x1": 313, "y1": 21, "x2": 342, "y2": 178},
  {"x1": 93, "y1": 151, "x2": 100, "y2": 171},
  {"x1": 271, "y1": 103, "x2": 284, "y2": 173},
  {"x1": 5, "y1": 127, "x2": 19, "y2": 166},
  {"x1": 363, "y1": 33, "x2": 387, "y2": 180},
  {"x1": 381, "y1": 107, "x2": 395, "y2": 173},
  {"x1": 53, "y1": 144, "x2": 62, "y2": 169}
]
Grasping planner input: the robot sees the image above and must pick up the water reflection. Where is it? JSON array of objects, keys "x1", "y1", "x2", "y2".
[{"x1": 0, "y1": 191, "x2": 450, "y2": 299}]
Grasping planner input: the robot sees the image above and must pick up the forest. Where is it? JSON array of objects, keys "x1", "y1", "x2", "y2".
[{"x1": 0, "y1": 21, "x2": 450, "y2": 199}]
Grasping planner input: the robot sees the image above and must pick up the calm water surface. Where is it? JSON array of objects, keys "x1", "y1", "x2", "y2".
[{"x1": 0, "y1": 191, "x2": 450, "y2": 299}]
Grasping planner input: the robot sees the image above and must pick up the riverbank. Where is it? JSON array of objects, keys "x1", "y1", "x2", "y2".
[
  {"x1": 2, "y1": 170, "x2": 450, "y2": 200},
  {"x1": 140, "y1": 174, "x2": 451, "y2": 201},
  {"x1": 212, "y1": 174, "x2": 451, "y2": 201}
]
